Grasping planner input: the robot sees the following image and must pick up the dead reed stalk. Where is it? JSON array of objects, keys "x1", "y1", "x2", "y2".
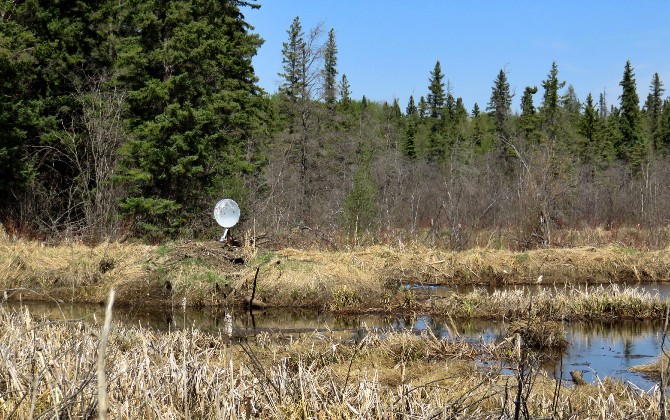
[{"x1": 97, "y1": 289, "x2": 114, "y2": 419}]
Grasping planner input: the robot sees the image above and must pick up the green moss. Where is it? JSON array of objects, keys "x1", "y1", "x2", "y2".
[
  {"x1": 514, "y1": 252, "x2": 529, "y2": 264},
  {"x1": 156, "y1": 242, "x2": 175, "y2": 257},
  {"x1": 253, "y1": 250, "x2": 276, "y2": 265}
]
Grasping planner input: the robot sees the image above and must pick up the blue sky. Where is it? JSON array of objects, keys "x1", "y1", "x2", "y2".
[{"x1": 245, "y1": 1, "x2": 670, "y2": 112}]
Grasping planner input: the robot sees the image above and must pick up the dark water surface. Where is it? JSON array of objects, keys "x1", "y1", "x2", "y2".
[{"x1": 2, "y1": 299, "x2": 665, "y2": 392}]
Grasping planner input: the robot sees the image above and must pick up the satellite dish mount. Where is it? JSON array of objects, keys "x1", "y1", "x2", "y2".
[{"x1": 213, "y1": 199, "x2": 240, "y2": 242}]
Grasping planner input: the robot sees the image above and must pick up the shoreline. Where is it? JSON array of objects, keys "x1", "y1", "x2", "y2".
[{"x1": 2, "y1": 238, "x2": 670, "y2": 320}]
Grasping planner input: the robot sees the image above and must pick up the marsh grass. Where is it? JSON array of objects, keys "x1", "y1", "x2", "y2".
[
  {"x1": 506, "y1": 318, "x2": 568, "y2": 350},
  {"x1": 2, "y1": 230, "x2": 670, "y2": 319},
  {"x1": 0, "y1": 305, "x2": 664, "y2": 419},
  {"x1": 433, "y1": 284, "x2": 669, "y2": 320}
]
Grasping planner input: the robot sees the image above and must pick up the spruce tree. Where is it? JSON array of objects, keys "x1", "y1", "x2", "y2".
[
  {"x1": 598, "y1": 90, "x2": 609, "y2": 118},
  {"x1": 454, "y1": 97, "x2": 468, "y2": 123},
  {"x1": 540, "y1": 61, "x2": 565, "y2": 141},
  {"x1": 278, "y1": 16, "x2": 306, "y2": 102},
  {"x1": 618, "y1": 60, "x2": 645, "y2": 166},
  {"x1": 391, "y1": 98, "x2": 402, "y2": 121},
  {"x1": 117, "y1": 0, "x2": 264, "y2": 238},
  {"x1": 472, "y1": 103, "x2": 480, "y2": 118},
  {"x1": 323, "y1": 28, "x2": 338, "y2": 106},
  {"x1": 0, "y1": 0, "x2": 116, "y2": 228},
  {"x1": 338, "y1": 74, "x2": 351, "y2": 110},
  {"x1": 427, "y1": 61, "x2": 446, "y2": 118},
  {"x1": 418, "y1": 96, "x2": 428, "y2": 118},
  {"x1": 470, "y1": 103, "x2": 487, "y2": 150},
  {"x1": 644, "y1": 73, "x2": 664, "y2": 151},
  {"x1": 601, "y1": 106, "x2": 621, "y2": 162},
  {"x1": 444, "y1": 92, "x2": 456, "y2": 122},
  {"x1": 578, "y1": 93, "x2": 598, "y2": 162},
  {"x1": 403, "y1": 118, "x2": 417, "y2": 159},
  {"x1": 406, "y1": 95, "x2": 418, "y2": 117},
  {"x1": 519, "y1": 86, "x2": 539, "y2": 142},
  {"x1": 561, "y1": 84, "x2": 581, "y2": 123},
  {"x1": 487, "y1": 68, "x2": 513, "y2": 141},
  {"x1": 659, "y1": 99, "x2": 670, "y2": 151},
  {"x1": 0, "y1": 14, "x2": 38, "y2": 202}
]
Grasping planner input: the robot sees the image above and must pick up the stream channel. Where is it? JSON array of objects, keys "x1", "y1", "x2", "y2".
[{"x1": 4, "y1": 282, "x2": 670, "y2": 393}]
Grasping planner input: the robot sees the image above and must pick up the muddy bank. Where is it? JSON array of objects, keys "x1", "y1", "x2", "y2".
[{"x1": 1, "y1": 235, "x2": 670, "y2": 318}]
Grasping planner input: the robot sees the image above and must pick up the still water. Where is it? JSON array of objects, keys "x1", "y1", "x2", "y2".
[{"x1": 2, "y1": 299, "x2": 664, "y2": 392}]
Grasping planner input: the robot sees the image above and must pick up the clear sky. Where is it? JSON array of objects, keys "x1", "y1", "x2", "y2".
[{"x1": 245, "y1": 1, "x2": 670, "y2": 113}]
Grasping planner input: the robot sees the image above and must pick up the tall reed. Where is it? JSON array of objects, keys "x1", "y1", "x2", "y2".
[{"x1": 0, "y1": 305, "x2": 660, "y2": 418}]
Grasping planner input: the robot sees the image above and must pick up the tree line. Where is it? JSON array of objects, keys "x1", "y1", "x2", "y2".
[
  {"x1": 0, "y1": 0, "x2": 264, "y2": 241},
  {"x1": 2, "y1": 7, "x2": 670, "y2": 248}
]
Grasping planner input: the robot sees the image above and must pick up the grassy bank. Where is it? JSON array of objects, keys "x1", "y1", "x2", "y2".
[
  {"x1": 2, "y1": 231, "x2": 670, "y2": 319},
  {"x1": 0, "y1": 305, "x2": 662, "y2": 419}
]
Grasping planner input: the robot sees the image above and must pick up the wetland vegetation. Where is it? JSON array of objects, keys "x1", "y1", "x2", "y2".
[
  {"x1": 3, "y1": 0, "x2": 670, "y2": 417},
  {"x1": 3, "y1": 229, "x2": 670, "y2": 418},
  {"x1": 1, "y1": 302, "x2": 667, "y2": 419}
]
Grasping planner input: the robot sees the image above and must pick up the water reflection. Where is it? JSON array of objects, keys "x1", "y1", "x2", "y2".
[
  {"x1": 2, "y1": 300, "x2": 664, "y2": 391},
  {"x1": 559, "y1": 320, "x2": 662, "y2": 391}
]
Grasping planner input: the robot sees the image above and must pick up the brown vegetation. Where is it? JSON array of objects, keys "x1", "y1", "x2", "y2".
[
  {"x1": 2, "y1": 227, "x2": 670, "y2": 320},
  {"x1": 0, "y1": 305, "x2": 663, "y2": 418}
]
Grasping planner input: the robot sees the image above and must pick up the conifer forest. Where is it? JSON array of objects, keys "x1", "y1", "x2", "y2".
[{"x1": 2, "y1": 1, "x2": 670, "y2": 249}]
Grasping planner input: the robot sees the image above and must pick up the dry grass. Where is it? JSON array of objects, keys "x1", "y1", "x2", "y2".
[
  {"x1": 466, "y1": 226, "x2": 670, "y2": 251},
  {"x1": 431, "y1": 284, "x2": 668, "y2": 320},
  {"x1": 506, "y1": 318, "x2": 568, "y2": 350},
  {"x1": 2, "y1": 227, "x2": 670, "y2": 318},
  {"x1": 0, "y1": 305, "x2": 663, "y2": 419}
]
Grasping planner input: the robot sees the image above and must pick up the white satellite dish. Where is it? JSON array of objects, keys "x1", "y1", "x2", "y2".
[{"x1": 213, "y1": 199, "x2": 240, "y2": 242}]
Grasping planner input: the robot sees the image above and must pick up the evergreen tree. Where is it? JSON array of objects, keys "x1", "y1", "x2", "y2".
[
  {"x1": 472, "y1": 103, "x2": 480, "y2": 118},
  {"x1": 487, "y1": 68, "x2": 513, "y2": 141},
  {"x1": 561, "y1": 84, "x2": 581, "y2": 122},
  {"x1": 338, "y1": 73, "x2": 352, "y2": 110},
  {"x1": 418, "y1": 96, "x2": 428, "y2": 118},
  {"x1": 444, "y1": 92, "x2": 456, "y2": 122},
  {"x1": 391, "y1": 98, "x2": 402, "y2": 121},
  {"x1": 323, "y1": 28, "x2": 338, "y2": 106},
  {"x1": 560, "y1": 84, "x2": 581, "y2": 153},
  {"x1": 278, "y1": 16, "x2": 307, "y2": 102},
  {"x1": 601, "y1": 106, "x2": 621, "y2": 162},
  {"x1": 598, "y1": 90, "x2": 609, "y2": 118},
  {"x1": 520, "y1": 87, "x2": 535, "y2": 113},
  {"x1": 660, "y1": 99, "x2": 670, "y2": 151},
  {"x1": 470, "y1": 103, "x2": 488, "y2": 150},
  {"x1": 618, "y1": 60, "x2": 645, "y2": 166},
  {"x1": 578, "y1": 93, "x2": 598, "y2": 162},
  {"x1": 540, "y1": 61, "x2": 565, "y2": 141},
  {"x1": 403, "y1": 118, "x2": 417, "y2": 159},
  {"x1": 0, "y1": 13, "x2": 38, "y2": 202},
  {"x1": 454, "y1": 97, "x2": 468, "y2": 123},
  {"x1": 406, "y1": 95, "x2": 418, "y2": 117},
  {"x1": 427, "y1": 61, "x2": 446, "y2": 118},
  {"x1": 519, "y1": 86, "x2": 539, "y2": 142},
  {"x1": 117, "y1": 0, "x2": 264, "y2": 238},
  {"x1": 644, "y1": 73, "x2": 664, "y2": 151},
  {"x1": 0, "y1": 0, "x2": 116, "y2": 228}
]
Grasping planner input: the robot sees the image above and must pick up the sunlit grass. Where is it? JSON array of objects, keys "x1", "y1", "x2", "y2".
[
  {"x1": 1, "y1": 229, "x2": 670, "y2": 320},
  {"x1": 0, "y1": 305, "x2": 662, "y2": 418}
]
